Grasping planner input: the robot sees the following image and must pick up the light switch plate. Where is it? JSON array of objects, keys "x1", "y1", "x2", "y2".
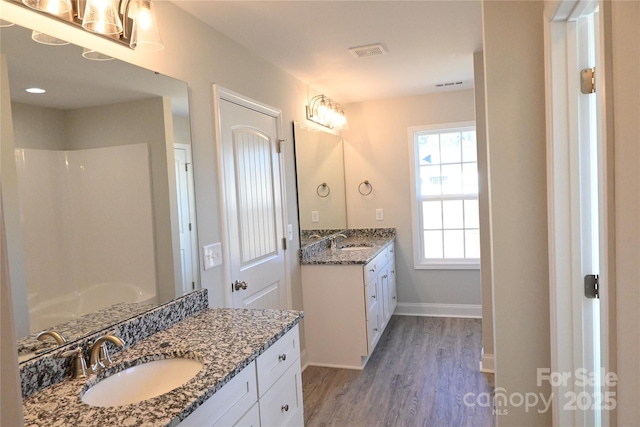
[
  {"x1": 202, "y1": 243, "x2": 222, "y2": 270},
  {"x1": 376, "y1": 209, "x2": 384, "y2": 221},
  {"x1": 287, "y1": 224, "x2": 293, "y2": 241},
  {"x1": 311, "y1": 211, "x2": 319, "y2": 223}
]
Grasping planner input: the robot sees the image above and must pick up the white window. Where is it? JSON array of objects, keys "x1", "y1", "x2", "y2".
[{"x1": 408, "y1": 122, "x2": 480, "y2": 269}]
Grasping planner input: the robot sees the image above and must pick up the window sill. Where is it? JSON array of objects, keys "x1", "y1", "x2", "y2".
[{"x1": 414, "y1": 262, "x2": 480, "y2": 270}]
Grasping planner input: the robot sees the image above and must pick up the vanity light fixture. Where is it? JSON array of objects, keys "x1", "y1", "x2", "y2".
[
  {"x1": 25, "y1": 87, "x2": 46, "y2": 93},
  {"x1": 0, "y1": 19, "x2": 16, "y2": 27},
  {"x1": 22, "y1": 0, "x2": 72, "y2": 15},
  {"x1": 17, "y1": 0, "x2": 164, "y2": 51},
  {"x1": 306, "y1": 95, "x2": 348, "y2": 130}
]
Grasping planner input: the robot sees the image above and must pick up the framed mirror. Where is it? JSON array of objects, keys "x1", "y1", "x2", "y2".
[
  {"x1": 1, "y1": 22, "x2": 198, "y2": 362},
  {"x1": 293, "y1": 122, "x2": 347, "y2": 247}
]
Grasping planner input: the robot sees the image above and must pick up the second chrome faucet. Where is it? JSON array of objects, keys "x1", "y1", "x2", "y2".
[{"x1": 61, "y1": 333, "x2": 125, "y2": 379}]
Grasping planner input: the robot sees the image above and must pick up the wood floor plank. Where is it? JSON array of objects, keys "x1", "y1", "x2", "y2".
[{"x1": 302, "y1": 316, "x2": 494, "y2": 427}]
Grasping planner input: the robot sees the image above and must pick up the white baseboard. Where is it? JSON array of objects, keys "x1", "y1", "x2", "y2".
[
  {"x1": 480, "y1": 353, "x2": 495, "y2": 374},
  {"x1": 300, "y1": 349, "x2": 309, "y2": 372},
  {"x1": 394, "y1": 302, "x2": 482, "y2": 318}
]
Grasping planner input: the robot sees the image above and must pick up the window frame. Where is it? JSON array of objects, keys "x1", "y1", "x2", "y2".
[{"x1": 408, "y1": 121, "x2": 480, "y2": 270}]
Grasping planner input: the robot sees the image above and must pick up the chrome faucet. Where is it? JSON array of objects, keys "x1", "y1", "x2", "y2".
[
  {"x1": 329, "y1": 233, "x2": 348, "y2": 249},
  {"x1": 89, "y1": 334, "x2": 125, "y2": 373},
  {"x1": 309, "y1": 234, "x2": 322, "y2": 239},
  {"x1": 37, "y1": 330, "x2": 67, "y2": 346}
]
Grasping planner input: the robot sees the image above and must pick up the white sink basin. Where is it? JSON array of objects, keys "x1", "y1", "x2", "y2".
[
  {"x1": 81, "y1": 357, "x2": 204, "y2": 407},
  {"x1": 340, "y1": 246, "x2": 371, "y2": 251}
]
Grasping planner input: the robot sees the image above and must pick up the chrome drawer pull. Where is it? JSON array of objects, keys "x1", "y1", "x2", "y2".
[{"x1": 278, "y1": 353, "x2": 287, "y2": 362}]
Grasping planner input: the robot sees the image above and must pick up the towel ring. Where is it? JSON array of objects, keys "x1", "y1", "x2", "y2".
[
  {"x1": 317, "y1": 182, "x2": 330, "y2": 198},
  {"x1": 358, "y1": 180, "x2": 373, "y2": 196}
]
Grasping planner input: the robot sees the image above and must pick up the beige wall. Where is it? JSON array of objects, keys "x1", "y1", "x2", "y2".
[
  {"x1": 343, "y1": 90, "x2": 482, "y2": 311},
  {"x1": 473, "y1": 51, "x2": 494, "y2": 361},
  {"x1": 611, "y1": 0, "x2": 640, "y2": 423},
  {"x1": 1, "y1": 54, "x2": 26, "y2": 427},
  {"x1": 11, "y1": 103, "x2": 66, "y2": 149},
  {"x1": 482, "y1": 1, "x2": 551, "y2": 424}
]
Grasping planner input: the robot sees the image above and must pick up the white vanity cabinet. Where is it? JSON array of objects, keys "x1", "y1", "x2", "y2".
[
  {"x1": 302, "y1": 242, "x2": 396, "y2": 369},
  {"x1": 180, "y1": 325, "x2": 303, "y2": 427}
]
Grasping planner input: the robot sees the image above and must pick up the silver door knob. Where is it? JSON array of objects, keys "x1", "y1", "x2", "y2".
[{"x1": 234, "y1": 280, "x2": 248, "y2": 291}]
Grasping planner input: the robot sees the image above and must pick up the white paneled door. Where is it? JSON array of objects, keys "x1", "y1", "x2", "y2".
[{"x1": 218, "y1": 93, "x2": 287, "y2": 310}]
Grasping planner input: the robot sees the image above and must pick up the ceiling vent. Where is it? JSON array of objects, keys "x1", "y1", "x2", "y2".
[{"x1": 348, "y1": 43, "x2": 387, "y2": 58}]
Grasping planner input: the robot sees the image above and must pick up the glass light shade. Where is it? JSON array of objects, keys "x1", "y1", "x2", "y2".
[
  {"x1": 129, "y1": 0, "x2": 163, "y2": 51},
  {"x1": 0, "y1": 19, "x2": 15, "y2": 27},
  {"x1": 82, "y1": 47, "x2": 114, "y2": 61},
  {"x1": 82, "y1": 0, "x2": 123, "y2": 35},
  {"x1": 22, "y1": 0, "x2": 71, "y2": 15},
  {"x1": 32, "y1": 31, "x2": 70, "y2": 45}
]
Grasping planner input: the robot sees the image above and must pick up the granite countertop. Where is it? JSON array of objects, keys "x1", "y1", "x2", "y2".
[
  {"x1": 301, "y1": 234, "x2": 395, "y2": 265},
  {"x1": 22, "y1": 308, "x2": 303, "y2": 427}
]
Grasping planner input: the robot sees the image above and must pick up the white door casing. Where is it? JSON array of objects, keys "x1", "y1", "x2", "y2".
[
  {"x1": 174, "y1": 144, "x2": 199, "y2": 295},
  {"x1": 213, "y1": 86, "x2": 290, "y2": 310},
  {"x1": 545, "y1": 1, "x2": 612, "y2": 426}
]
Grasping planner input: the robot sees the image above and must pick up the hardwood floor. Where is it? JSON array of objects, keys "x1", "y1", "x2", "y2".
[{"x1": 302, "y1": 316, "x2": 494, "y2": 427}]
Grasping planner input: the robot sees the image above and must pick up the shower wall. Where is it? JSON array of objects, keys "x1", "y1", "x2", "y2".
[{"x1": 15, "y1": 144, "x2": 157, "y2": 315}]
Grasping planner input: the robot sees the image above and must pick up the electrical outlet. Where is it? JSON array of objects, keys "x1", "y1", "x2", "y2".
[
  {"x1": 203, "y1": 243, "x2": 222, "y2": 270},
  {"x1": 311, "y1": 211, "x2": 320, "y2": 223},
  {"x1": 376, "y1": 209, "x2": 384, "y2": 221}
]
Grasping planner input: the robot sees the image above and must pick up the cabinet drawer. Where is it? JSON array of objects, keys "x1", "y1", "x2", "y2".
[
  {"x1": 365, "y1": 249, "x2": 387, "y2": 284},
  {"x1": 180, "y1": 361, "x2": 257, "y2": 427},
  {"x1": 256, "y1": 325, "x2": 300, "y2": 397},
  {"x1": 259, "y1": 360, "x2": 303, "y2": 427}
]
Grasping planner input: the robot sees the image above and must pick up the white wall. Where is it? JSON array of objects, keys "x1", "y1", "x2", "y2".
[
  {"x1": 482, "y1": 1, "x2": 551, "y2": 424},
  {"x1": 342, "y1": 90, "x2": 482, "y2": 314}
]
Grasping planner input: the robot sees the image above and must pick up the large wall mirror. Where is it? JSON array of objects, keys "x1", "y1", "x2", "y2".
[
  {"x1": 293, "y1": 122, "x2": 347, "y2": 247},
  {"x1": 1, "y1": 22, "x2": 199, "y2": 363}
]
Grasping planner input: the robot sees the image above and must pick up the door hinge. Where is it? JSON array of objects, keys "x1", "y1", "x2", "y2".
[
  {"x1": 580, "y1": 67, "x2": 596, "y2": 94},
  {"x1": 282, "y1": 237, "x2": 287, "y2": 250},
  {"x1": 584, "y1": 274, "x2": 599, "y2": 299},
  {"x1": 185, "y1": 163, "x2": 189, "y2": 172},
  {"x1": 191, "y1": 281, "x2": 195, "y2": 290},
  {"x1": 276, "y1": 139, "x2": 285, "y2": 154},
  {"x1": 188, "y1": 223, "x2": 192, "y2": 231}
]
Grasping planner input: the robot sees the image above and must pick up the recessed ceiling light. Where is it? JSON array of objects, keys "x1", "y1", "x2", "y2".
[{"x1": 25, "y1": 88, "x2": 46, "y2": 94}]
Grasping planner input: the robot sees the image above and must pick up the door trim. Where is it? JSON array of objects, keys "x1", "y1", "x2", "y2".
[
  {"x1": 212, "y1": 85, "x2": 292, "y2": 309},
  {"x1": 174, "y1": 143, "x2": 199, "y2": 295},
  {"x1": 544, "y1": 1, "x2": 613, "y2": 426}
]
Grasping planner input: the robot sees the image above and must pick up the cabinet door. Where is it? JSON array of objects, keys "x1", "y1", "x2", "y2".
[
  {"x1": 180, "y1": 361, "x2": 257, "y2": 427},
  {"x1": 215, "y1": 402, "x2": 260, "y2": 427},
  {"x1": 259, "y1": 360, "x2": 304, "y2": 427},
  {"x1": 378, "y1": 263, "x2": 390, "y2": 329},
  {"x1": 388, "y1": 256, "x2": 397, "y2": 316}
]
